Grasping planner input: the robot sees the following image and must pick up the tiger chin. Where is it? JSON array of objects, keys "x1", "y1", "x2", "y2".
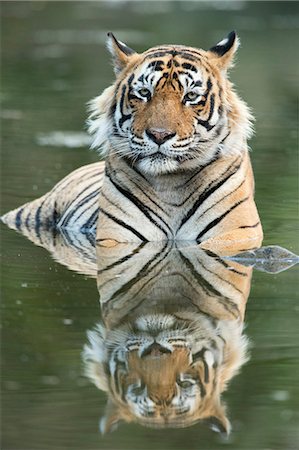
[
  {"x1": 83, "y1": 311, "x2": 248, "y2": 434},
  {"x1": 2, "y1": 31, "x2": 263, "y2": 256}
]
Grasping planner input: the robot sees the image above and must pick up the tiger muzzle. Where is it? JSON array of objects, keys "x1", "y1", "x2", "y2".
[
  {"x1": 141, "y1": 342, "x2": 172, "y2": 358},
  {"x1": 146, "y1": 128, "x2": 176, "y2": 145}
]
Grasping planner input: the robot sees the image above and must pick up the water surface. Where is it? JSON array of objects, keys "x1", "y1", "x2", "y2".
[{"x1": 1, "y1": 2, "x2": 299, "y2": 450}]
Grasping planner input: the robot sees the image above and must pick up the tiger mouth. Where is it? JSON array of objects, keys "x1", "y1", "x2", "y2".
[{"x1": 134, "y1": 150, "x2": 195, "y2": 163}]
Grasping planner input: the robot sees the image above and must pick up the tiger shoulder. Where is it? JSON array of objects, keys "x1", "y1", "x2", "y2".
[{"x1": 1, "y1": 31, "x2": 263, "y2": 256}]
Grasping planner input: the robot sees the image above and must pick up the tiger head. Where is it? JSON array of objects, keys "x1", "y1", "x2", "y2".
[
  {"x1": 88, "y1": 31, "x2": 252, "y2": 176},
  {"x1": 83, "y1": 312, "x2": 248, "y2": 434}
]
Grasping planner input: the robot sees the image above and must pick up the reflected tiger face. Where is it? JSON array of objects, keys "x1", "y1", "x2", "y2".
[
  {"x1": 122, "y1": 348, "x2": 212, "y2": 426},
  {"x1": 112, "y1": 315, "x2": 213, "y2": 426},
  {"x1": 83, "y1": 313, "x2": 248, "y2": 433},
  {"x1": 88, "y1": 32, "x2": 252, "y2": 176}
]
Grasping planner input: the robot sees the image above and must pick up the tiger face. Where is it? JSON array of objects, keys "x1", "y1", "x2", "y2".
[
  {"x1": 88, "y1": 31, "x2": 252, "y2": 176},
  {"x1": 83, "y1": 313, "x2": 248, "y2": 434}
]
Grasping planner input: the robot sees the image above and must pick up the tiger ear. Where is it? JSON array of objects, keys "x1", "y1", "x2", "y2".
[
  {"x1": 208, "y1": 31, "x2": 239, "y2": 71},
  {"x1": 107, "y1": 32, "x2": 137, "y2": 75}
]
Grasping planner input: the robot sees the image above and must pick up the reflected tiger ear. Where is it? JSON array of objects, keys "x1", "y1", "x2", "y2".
[
  {"x1": 107, "y1": 32, "x2": 137, "y2": 75},
  {"x1": 99, "y1": 399, "x2": 121, "y2": 434},
  {"x1": 205, "y1": 401, "x2": 231, "y2": 436},
  {"x1": 82, "y1": 324, "x2": 109, "y2": 391},
  {"x1": 208, "y1": 31, "x2": 239, "y2": 71}
]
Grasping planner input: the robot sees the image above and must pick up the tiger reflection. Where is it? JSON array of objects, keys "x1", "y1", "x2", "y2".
[{"x1": 83, "y1": 242, "x2": 252, "y2": 434}]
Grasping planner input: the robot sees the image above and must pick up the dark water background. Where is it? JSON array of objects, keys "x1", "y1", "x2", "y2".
[{"x1": 1, "y1": 2, "x2": 298, "y2": 449}]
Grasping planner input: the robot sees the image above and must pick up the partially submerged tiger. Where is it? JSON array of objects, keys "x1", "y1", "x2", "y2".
[{"x1": 1, "y1": 31, "x2": 263, "y2": 255}]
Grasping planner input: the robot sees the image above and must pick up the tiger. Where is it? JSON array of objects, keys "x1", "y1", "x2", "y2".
[
  {"x1": 1, "y1": 31, "x2": 263, "y2": 256},
  {"x1": 83, "y1": 241, "x2": 252, "y2": 434}
]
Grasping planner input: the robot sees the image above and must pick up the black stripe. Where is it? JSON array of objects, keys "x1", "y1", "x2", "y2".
[
  {"x1": 85, "y1": 231, "x2": 96, "y2": 247},
  {"x1": 81, "y1": 207, "x2": 100, "y2": 231},
  {"x1": 220, "y1": 131, "x2": 230, "y2": 145},
  {"x1": 145, "y1": 46, "x2": 175, "y2": 53},
  {"x1": 122, "y1": 158, "x2": 149, "y2": 181},
  {"x1": 109, "y1": 101, "x2": 116, "y2": 117},
  {"x1": 97, "y1": 242, "x2": 147, "y2": 275},
  {"x1": 203, "y1": 249, "x2": 248, "y2": 277},
  {"x1": 127, "y1": 73, "x2": 134, "y2": 86},
  {"x1": 206, "y1": 78, "x2": 212, "y2": 91},
  {"x1": 237, "y1": 246, "x2": 259, "y2": 252},
  {"x1": 144, "y1": 51, "x2": 173, "y2": 59},
  {"x1": 178, "y1": 251, "x2": 240, "y2": 317},
  {"x1": 60, "y1": 175, "x2": 102, "y2": 215},
  {"x1": 73, "y1": 197, "x2": 99, "y2": 224},
  {"x1": 147, "y1": 60, "x2": 164, "y2": 71},
  {"x1": 180, "y1": 70, "x2": 195, "y2": 80},
  {"x1": 206, "y1": 93, "x2": 215, "y2": 121},
  {"x1": 178, "y1": 157, "x2": 242, "y2": 230},
  {"x1": 108, "y1": 241, "x2": 170, "y2": 302},
  {"x1": 196, "y1": 196, "x2": 249, "y2": 243},
  {"x1": 193, "y1": 348, "x2": 206, "y2": 363},
  {"x1": 199, "y1": 178, "x2": 246, "y2": 219},
  {"x1": 194, "y1": 78, "x2": 212, "y2": 107},
  {"x1": 174, "y1": 52, "x2": 199, "y2": 61},
  {"x1": 193, "y1": 80, "x2": 202, "y2": 87},
  {"x1": 35, "y1": 200, "x2": 45, "y2": 240},
  {"x1": 173, "y1": 72, "x2": 184, "y2": 90},
  {"x1": 110, "y1": 358, "x2": 126, "y2": 396},
  {"x1": 118, "y1": 85, "x2": 131, "y2": 128},
  {"x1": 51, "y1": 201, "x2": 60, "y2": 228},
  {"x1": 25, "y1": 212, "x2": 31, "y2": 231},
  {"x1": 179, "y1": 156, "x2": 218, "y2": 189},
  {"x1": 100, "y1": 208, "x2": 148, "y2": 242},
  {"x1": 193, "y1": 348, "x2": 210, "y2": 383},
  {"x1": 59, "y1": 188, "x2": 100, "y2": 228},
  {"x1": 106, "y1": 172, "x2": 171, "y2": 237},
  {"x1": 182, "y1": 62, "x2": 197, "y2": 72},
  {"x1": 111, "y1": 120, "x2": 123, "y2": 138},
  {"x1": 144, "y1": 50, "x2": 199, "y2": 62},
  {"x1": 171, "y1": 153, "x2": 240, "y2": 209},
  {"x1": 178, "y1": 251, "x2": 228, "y2": 299},
  {"x1": 121, "y1": 177, "x2": 168, "y2": 215},
  {"x1": 196, "y1": 255, "x2": 244, "y2": 295},
  {"x1": 15, "y1": 207, "x2": 24, "y2": 230},
  {"x1": 238, "y1": 222, "x2": 260, "y2": 229},
  {"x1": 197, "y1": 376, "x2": 207, "y2": 397},
  {"x1": 196, "y1": 119, "x2": 215, "y2": 132},
  {"x1": 100, "y1": 189, "x2": 128, "y2": 216},
  {"x1": 155, "y1": 73, "x2": 168, "y2": 89},
  {"x1": 176, "y1": 48, "x2": 203, "y2": 58}
]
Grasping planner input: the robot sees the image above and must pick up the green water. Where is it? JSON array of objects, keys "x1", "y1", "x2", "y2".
[{"x1": 1, "y1": 2, "x2": 299, "y2": 450}]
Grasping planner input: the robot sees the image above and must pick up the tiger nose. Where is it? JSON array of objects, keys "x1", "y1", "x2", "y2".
[{"x1": 145, "y1": 128, "x2": 176, "y2": 145}]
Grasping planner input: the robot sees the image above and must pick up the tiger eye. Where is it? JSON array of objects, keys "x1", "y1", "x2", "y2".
[
  {"x1": 138, "y1": 88, "x2": 151, "y2": 98},
  {"x1": 177, "y1": 379, "x2": 194, "y2": 389},
  {"x1": 185, "y1": 91, "x2": 199, "y2": 102}
]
